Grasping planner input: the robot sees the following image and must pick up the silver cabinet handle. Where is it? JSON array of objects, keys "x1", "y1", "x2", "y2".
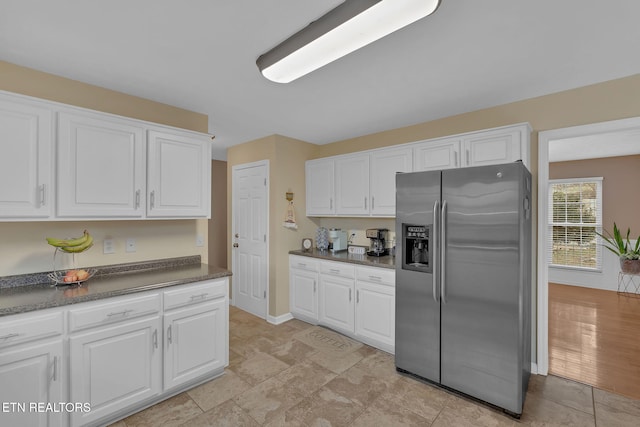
[
  {"x1": 153, "y1": 329, "x2": 158, "y2": 350},
  {"x1": 466, "y1": 149, "x2": 470, "y2": 166},
  {"x1": 52, "y1": 356, "x2": 58, "y2": 382},
  {"x1": 330, "y1": 198, "x2": 333, "y2": 210},
  {"x1": 150, "y1": 190, "x2": 155, "y2": 209},
  {"x1": 190, "y1": 293, "x2": 209, "y2": 301},
  {"x1": 454, "y1": 151, "x2": 458, "y2": 167},
  {"x1": 356, "y1": 290, "x2": 360, "y2": 303},
  {"x1": 371, "y1": 196, "x2": 375, "y2": 210},
  {"x1": 441, "y1": 200, "x2": 448, "y2": 304},
  {"x1": 313, "y1": 280, "x2": 316, "y2": 293},
  {"x1": 364, "y1": 197, "x2": 367, "y2": 209},
  {"x1": 40, "y1": 184, "x2": 46, "y2": 207},
  {"x1": 167, "y1": 325, "x2": 172, "y2": 345},
  {"x1": 0, "y1": 333, "x2": 21, "y2": 341},
  {"x1": 330, "y1": 269, "x2": 340, "y2": 274},
  {"x1": 135, "y1": 189, "x2": 141, "y2": 209},
  {"x1": 298, "y1": 263, "x2": 306, "y2": 268},
  {"x1": 349, "y1": 288, "x2": 352, "y2": 302},
  {"x1": 433, "y1": 199, "x2": 440, "y2": 303},
  {"x1": 107, "y1": 309, "x2": 133, "y2": 318},
  {"x1": 368, "y1": 276, "x2": 381, "y2": 281}
]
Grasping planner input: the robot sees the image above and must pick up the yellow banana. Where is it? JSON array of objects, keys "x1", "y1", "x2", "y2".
[
  {"x1": 46, "y1": 230, "x2": 89, "y2": 248},
  {"x1": 60, "y1": 233, "x2": 94, "y2": 253}
]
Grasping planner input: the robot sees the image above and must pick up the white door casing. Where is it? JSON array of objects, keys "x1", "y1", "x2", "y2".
[{"x1": 232, "y1": 160, "x2": 269, "y2": 319}]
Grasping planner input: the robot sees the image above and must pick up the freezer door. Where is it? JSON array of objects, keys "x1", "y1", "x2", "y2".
[
  {"x1": 395, "y1": 170, "x2": 441, "y2": 383},
  {"x1": 440, "y1": 163, "x2": 525, "y2": 414}
]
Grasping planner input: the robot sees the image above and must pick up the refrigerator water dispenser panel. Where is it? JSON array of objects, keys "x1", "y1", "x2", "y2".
[{"x1": 402, "y1": 224, "x2": 431, "y2": 273}]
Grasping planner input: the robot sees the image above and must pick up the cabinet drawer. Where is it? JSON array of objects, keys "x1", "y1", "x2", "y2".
[
  {"x1": 0, "y1": 311, "x2": 63, "y2": 348},
  {"x1": 69, "y1": 293, "x2": 161, "y2": 332},
  {"x1": 320, "y1": 261, "x2": 355, "y2": 278},
  {"x1": 163, "y1": 280, "x2": 227, "y2": 311},
  {"x1": 356, "y1": 266, "x2": 395, "y2": 287},
  {"x1": 290, "y1": 256, "x2": 318, "y2": 272}
]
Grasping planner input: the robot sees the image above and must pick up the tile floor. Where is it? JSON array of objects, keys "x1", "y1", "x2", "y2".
[{"x1": 110, "y1": 306, "x2": 640, "y2": 426}]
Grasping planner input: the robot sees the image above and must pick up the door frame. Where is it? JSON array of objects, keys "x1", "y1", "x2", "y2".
[
  {"x1": 230, "y1": 159, "x2": 270, "y2": 318},
  {"x1": 536, "y1": 116, "x2": 640, "y2": 375}
]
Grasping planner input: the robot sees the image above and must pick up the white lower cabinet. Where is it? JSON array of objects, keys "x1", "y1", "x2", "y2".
[
  {"x1": 289, "y1": 256, "x2": 319, "y2": 323},
  {"x1": 0, "y1": 339, "x2": 64, "y2": 427},
  {"x1": 0, "y1": 310, "x2": 65, "y2": 427},
  {"x1": 162, "y1": 279, "x2": 228, "y2": 393},
  {"x1": 290, "y1": 255, "x2": 395, "y2": 353},
  {"x1": 355, "y1": 269, "x2": 395, "y2": 353},
  {"x1": 69, "y1": 316, "x2": 162, "y2": 427},
  {"x1": 318, "y1": 274, "x2": 355, "y2": 334}
]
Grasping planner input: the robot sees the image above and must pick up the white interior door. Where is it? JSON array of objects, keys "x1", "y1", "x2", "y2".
[{"x1": 232, "y1": 161, "x2": 268, "y2": 319}]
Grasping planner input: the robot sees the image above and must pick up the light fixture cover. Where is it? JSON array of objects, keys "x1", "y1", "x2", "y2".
[{"x1": 257, "y1": 0, "x2": 441, "y2": 83}]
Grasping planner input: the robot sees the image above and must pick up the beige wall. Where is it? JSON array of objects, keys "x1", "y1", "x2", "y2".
[
  {"x1": 550, "y1": 155, "x2": 640, "y2": 235},
  {"x1": 0, "y1": 61, "x2": 212, "y2": 276},
  {"x1": 208, "y1": 160, "x2": 228, "y2": 268},
  {"x1": 227, "y1": 135, "x2": 318, "y2": 317}
]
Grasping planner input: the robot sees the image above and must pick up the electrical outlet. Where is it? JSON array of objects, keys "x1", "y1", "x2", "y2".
[
  {"x1": 103, "y1": 239, "x2": 115, "y2": 254},
  {"x1": 195, "y1": 234, "x2": 204, "y2": 247},
  {"x1": 126, "y1": 238, "x2": 136, "y2": 253}
]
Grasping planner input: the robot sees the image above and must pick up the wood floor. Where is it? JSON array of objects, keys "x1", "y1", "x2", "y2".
[{"x1": 549, "y1": 282, "x2": 640, "y2": 400}]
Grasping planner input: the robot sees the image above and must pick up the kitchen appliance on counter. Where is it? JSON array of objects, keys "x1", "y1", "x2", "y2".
[
  {"x1": 366, "y1": 228, "x2": 389, "y2": 256},
  {"x1": 395, "y1": 162, "x2": 531, "y2": 417},
  {"x1": 329, "y1": 229, "x2": 348, "y2": 253}
]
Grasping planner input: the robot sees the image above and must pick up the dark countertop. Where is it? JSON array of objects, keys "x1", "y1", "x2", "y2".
[
  {"x1": 0, "y1": 256, "x2": 231, "y2": 317},
  {"x1": 289, "y1": 249, "x2": 396, "y2": 269}
]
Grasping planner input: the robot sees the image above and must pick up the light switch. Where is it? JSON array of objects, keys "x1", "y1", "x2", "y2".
[
  {"x1": 126, "y1": 238, "x2": 136, "y2": 253},
  {"x1": 103, "y1": 239, "x2": 115, "y2": 254}
]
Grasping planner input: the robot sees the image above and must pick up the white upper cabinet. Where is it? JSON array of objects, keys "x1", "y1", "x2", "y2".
[
  {"x1": 0, "y1": 96, "x2": 53, "y2": 219},
  {"x1": 413, "y1": 137, "x2": 461, "y2": 171},
  {"x1": 57, "y1": 112, "x2": 145, "y2": 218},
  {"x1": 462, "y1": 124, "x2": 530, "y2": 168},
  {"x1": 306, "y1": 158, "x2": 335, "y2": 216},
  {"x1": 147, "y1": 130, "x2": 211, "y2": 218},
  {"x1": 370, "y1": 147, "x2": 412, "y2": 216},
  {"x1": 335, "y1": 155, "x2": 370, "y2": 215}
]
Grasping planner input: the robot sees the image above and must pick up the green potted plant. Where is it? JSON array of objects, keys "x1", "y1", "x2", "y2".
[{"x1": 597, "y1": 223, "x2": 640, "y2": 275}]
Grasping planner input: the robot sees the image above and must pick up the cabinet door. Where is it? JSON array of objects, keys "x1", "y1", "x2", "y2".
[
  {"x1": 57, "y1": 112, "x2": 145, "y2": 217},
  {"x1": 163, "y1": 299, "x2": 227, "y2": 390},
  {"x1": 355, "y1": 281, "x2": 395, "y2": 352},
  {"x1": 0, "y1": 97, "x2": 53, "y2": 218},
  {"x1": 462, "y1": 127, "x2": 523, "y2": 167},
  {"x1": 147, "y1": 130, "x2": 211, "y2": 218},
  {"x1": 0, "y1": 340, "x2": 64, "y2": 427},
  {"x1": 413, "y1": 138, "x2": 461, "y2": 171},
  {"x1": 290, "y1": 268, "x2": 318, "y2": 323},
  {"x1": 335, "y1": 155, "x2": 370, "y2": 215},
  {"x1": 370, "y1": 147, "x2": 412, "y2": 216},
  {"x1": 318, "y1": 274, "x2": 354, "y2": 334},
  {"x1": 69, "y1": 316, "x2": 161, "y2": 427},
  {"x1": 305, "y1": 159, "x2": 335, "y2": 216}
]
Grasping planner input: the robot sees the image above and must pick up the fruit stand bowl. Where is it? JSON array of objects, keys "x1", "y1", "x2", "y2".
[{"x1": 48, "y1": 268, "x2": 97, "y2": 286}]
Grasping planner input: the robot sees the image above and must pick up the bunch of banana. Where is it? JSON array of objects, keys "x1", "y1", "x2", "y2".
[{"x1": 46, "y1": 230, "x2": 94, "y2": 253}]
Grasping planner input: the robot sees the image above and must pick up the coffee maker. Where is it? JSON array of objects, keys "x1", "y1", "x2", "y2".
[{"x1": 366, "y1": 228, "x2": 389, "y2": 256}]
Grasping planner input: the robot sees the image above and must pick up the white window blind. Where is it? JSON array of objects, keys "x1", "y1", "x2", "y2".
[{"x1": 548, "y1": 178, "x2": 603, "y2": 270}]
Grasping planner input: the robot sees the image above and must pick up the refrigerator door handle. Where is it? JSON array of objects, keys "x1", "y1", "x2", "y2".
[
  {"x1": 441, "y1": 199, "x2": 447, "y2": 304},
  {"x1": 433, "y1": 199, "x2": 440, "y2": 303}
]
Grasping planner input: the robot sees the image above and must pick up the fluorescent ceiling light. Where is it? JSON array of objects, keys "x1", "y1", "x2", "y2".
[{"x1": 257, "y1": 0, "x2": 441, "y2": 83}]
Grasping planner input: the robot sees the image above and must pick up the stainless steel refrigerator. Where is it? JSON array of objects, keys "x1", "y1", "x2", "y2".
[{"x1": 395, "y1": 161, "x2": 531, "y2": 416}]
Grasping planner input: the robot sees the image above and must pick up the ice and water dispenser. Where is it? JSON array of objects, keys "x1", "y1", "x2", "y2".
[{"x1": 402, "y1": 224, "x2": 432, "y2": 273}]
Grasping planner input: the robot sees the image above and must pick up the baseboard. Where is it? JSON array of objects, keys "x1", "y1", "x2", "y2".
[
  {"x1": 531, "y1": 362, "x2": 539, "y2": 375},
  {"x1": 267, "y1": 312, "x2": 293, "y2": 325}
]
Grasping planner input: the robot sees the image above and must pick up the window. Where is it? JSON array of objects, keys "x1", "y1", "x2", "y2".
[{"x1": 548, "y1": 178, "x2": 603, "y2": 270}]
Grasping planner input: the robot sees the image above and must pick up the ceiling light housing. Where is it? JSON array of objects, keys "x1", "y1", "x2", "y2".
[{"x1": 257, "y1": 0, "x2": 441, "y2": 83}]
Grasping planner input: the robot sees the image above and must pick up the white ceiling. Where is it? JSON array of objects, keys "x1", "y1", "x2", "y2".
[{"x1": 2, "y1": 1, "x2": 640, "y2": 160}]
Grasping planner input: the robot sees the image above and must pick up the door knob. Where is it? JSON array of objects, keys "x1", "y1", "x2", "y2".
[
  {"x1": 235, "y1": 233, "x2": 239, "y2": 238},
  {"x1": 233, "y1": 243, "x2": 239, "y2": 248}
]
